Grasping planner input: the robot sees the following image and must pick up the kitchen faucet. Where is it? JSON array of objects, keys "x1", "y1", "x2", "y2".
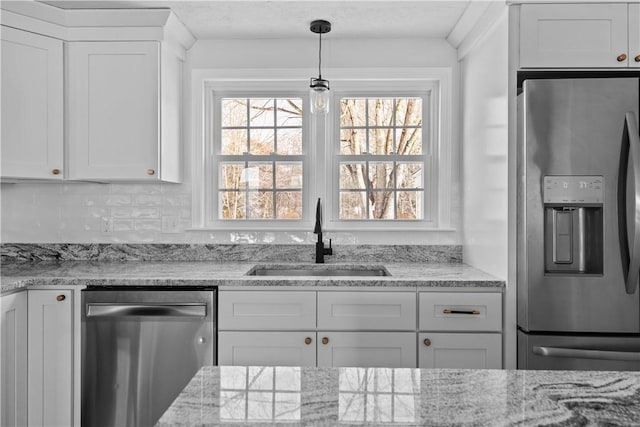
[{"x1": 314, "y1": 198, "x2": 333, "y2": 263}]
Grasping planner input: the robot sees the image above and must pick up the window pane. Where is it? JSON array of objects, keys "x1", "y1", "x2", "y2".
[
  {"x1": 248, "y1": 191, "x2": 273, "y2": 219},
  {"x1": 368, "y1": 162, "x2": 394, "y2": 190},
  {"x1": 340, "y1": 98, "x2": 366, "y2": 127},
  {"x1": 222, "y1": 129, "x2": 248, "y2": 155},
  {"x1": 222, "y1": 98, "x2": 247, "y2": 127},
  {"x1": 340, "y1": 129, "x2": 365, "y2": 155},
  {"x1": 396, "y1": 163, "x2": 423, "y2": 189},
  {"x1": 249, "y1": 128, "x2": 274, "y2": 155},
  {"x1": 368, "y1": 98, "x2": 394, "y2": 127},
  {"x1": 247, "y1": 162, "x2": 273, "y2": 189},
  {"x1": 276, "y1": 162, "x2": 302, "y2": 189},
  {"x1": 249, "y1": 98, "x2": 274, "y2": 127},
  {"x1": 369, "y1": 129, "x2": 393, "y2": 155},
  {"x1": 276, "y1": 191, "x2": 302, "y2": 219},
  {"x1": 397, "y1": 191, "x2": 422, "y2": 220},
  {"x1": 220, "y1": 191, "x2": 245, "y2": 219},
  {"x1": 369, "y1": 191, "x2": 394, "y2": 219},
  {"x1": 395, "y1": 128, "x2": 422, "y2": 155},
  {"x1": 396, "y1": 98, "x2": 422, "y2": 127},
  {"x1": 276, "y1": 98, "x2": 302, "y2": 127},
  {"x1": 220, "y1": 163, "x2": 245, "y2": 190},
  {"x1": 340, "y1": 191, "x2": 367, "y2": 219},
  {"x1": 340, "y1": 163, "x2": 367, "y2": 190},
  {"x1": 277, "y1": 128, "x2": 302, "y2": 155}
]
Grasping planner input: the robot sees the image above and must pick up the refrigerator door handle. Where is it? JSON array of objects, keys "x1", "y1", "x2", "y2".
[
  {"x1": 533, "y1": 345, "x2": 640, "y2": 361},
  {"x1": 622, "y1": 112, "x2": 640, "y2": 294}
]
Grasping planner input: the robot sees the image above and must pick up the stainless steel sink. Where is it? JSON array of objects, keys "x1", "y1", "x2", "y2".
[{"x1": 246, "y1": 265, "x2": 391, "y2": 277}]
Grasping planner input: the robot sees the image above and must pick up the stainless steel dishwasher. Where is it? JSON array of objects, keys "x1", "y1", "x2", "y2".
[{"x1": 82, "y1": 287, "x2": 216, "y2": 427}]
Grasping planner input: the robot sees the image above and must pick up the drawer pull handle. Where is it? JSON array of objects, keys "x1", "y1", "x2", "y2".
[
  {"x1": 443, "y1": 309, "x2": 480, "y2": 315},
  {"x1": 56, "y1": 294, "x2": 66, "y2": 302},
  {"x1": 52, "y1": 168, "x2": 61, "y2": 175},
  {"x1": 423, "y1": 338, "x2": 431, "y2": 347},
  {"x1": 618, "y1": 53, "x2": 628, "y2": 62},
  {"x1": 321, "y1": 337, "x2": 329, "y2": 345},
  {"x1": 146, "y1": 168, "x2": 155, "y2": 176},
  {"x1": 304, "y1": 337, "x2": 312, "y2": 345}
]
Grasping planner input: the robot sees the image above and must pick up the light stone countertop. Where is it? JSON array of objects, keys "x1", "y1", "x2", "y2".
[
  {"x1": 156, "y1": 365, "x2": 640, "y2": 427},
  {"x1": 0, "y1": 261, "x2": 504, "y2": 294}
]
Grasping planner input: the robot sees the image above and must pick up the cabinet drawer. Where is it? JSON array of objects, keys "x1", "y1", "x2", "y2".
[
  {"x1": 317, "y1": 292, "x2": 415, "y2": 330},
  {"x1": 419, "y1": 292, "x2": 501, "y2": 332},
  {"x1": 218, "y1": 291, "x2": 315, "y2": 330}
]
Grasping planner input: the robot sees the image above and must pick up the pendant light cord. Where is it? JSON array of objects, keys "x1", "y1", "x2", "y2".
[{"x1": 318, "y1": 32, "x2": 322, "y2": 80}]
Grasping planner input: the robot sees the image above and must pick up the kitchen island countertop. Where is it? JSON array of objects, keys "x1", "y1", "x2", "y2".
[
  {"x1": 0, "y1": 261, "x2": 503, "y2": 294},
  {"x1": 156, "y1": 365, "x2": 640, "y2": 427}
]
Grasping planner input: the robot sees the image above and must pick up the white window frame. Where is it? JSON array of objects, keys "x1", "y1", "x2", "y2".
[
  {"x1": 191, "y1": 68, "x2": 453, "y2": 233},
  {"x1": 195, "y1": 77, "x2": 314, "y2": 230},
  {"x1": 325, "y1": 76, "x2": 451, "y2": 231}
]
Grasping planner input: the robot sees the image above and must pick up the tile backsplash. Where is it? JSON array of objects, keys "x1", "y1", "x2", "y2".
[{"x1": 1, "y1": 182, "x2": 460, "y2": 245}]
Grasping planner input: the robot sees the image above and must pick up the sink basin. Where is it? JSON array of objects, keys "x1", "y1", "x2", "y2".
[{"x1": 246, "y1": 265, "x2": 391, "y2": 277}]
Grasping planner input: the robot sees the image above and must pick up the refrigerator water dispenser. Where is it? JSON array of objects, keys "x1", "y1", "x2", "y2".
[{"x1": 543, "y1": 176, "x2": 603, "y2": 274}]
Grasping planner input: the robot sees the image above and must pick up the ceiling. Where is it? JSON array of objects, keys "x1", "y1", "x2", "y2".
[{"x1": 39, "y1": 0, "x2": 475, "y2": 40}]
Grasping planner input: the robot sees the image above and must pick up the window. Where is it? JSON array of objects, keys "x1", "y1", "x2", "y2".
[
  {"x1": 337, "y1": 96, "x2": 426, "y2": 220},
  {"x1": 203, "y1": 85, "x2": 311, "y2": 228},
  {"x1": 195, "y1": 72, "x2": 449, "y2": 231}
]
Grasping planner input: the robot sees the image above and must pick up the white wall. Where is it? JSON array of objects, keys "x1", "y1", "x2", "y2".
[
  {"x1": 1, "y1": 36, "x2": 462, "y2": 244},
  {"x1": 460, "y1": 14, "x2": 509, "y2": 279}
]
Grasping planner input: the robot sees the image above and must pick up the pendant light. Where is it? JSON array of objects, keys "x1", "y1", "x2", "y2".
[{"x1": 309, "y1": 19, "x2": 331, "y2": 115}]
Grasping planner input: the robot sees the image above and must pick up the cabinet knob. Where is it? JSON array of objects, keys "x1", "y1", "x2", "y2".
[
  {"x1": 304, "y1": 337, "x2": 312, "y2": 345},
  {"x1": 146, "y1": 169, "x2": 155, "y2": 176},
  {"x1": 635, "y1": 55, "x2": 640, "y2": 63},
  {"x1": 52, "y1": 169, "x2": 61, "y2": 175},
  {"x1": 617, "y1": 53, "x2": 627, "y2": 62},
  {"x1": 321, "y1": 337, "x2": 329, "y2": 345},
  {"x1": 56, "y1": 294, "x2": 66, "y2": 302},
  {"x1": 423, "y1": 338, "x2": 431, "y2": 347}
]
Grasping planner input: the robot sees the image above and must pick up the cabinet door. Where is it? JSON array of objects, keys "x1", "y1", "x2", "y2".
[
  {"x1": 1, "y1": 26, "x2": 63, "y2": 179},
  {"x1": 418, "y1": 333, "x2": 501, "y2": 369},
  {"x1": 28, "y1": 290, "x2": 73, "y2": 427},
  {"x1": 318, "y1": 292, "x2": 415, "y2": 331},
  {"x1": 630, "y1": 4, "x2": 640, "y2": 68},
  {"x1": 520, "y1": 4, "x2": 628, "y2": 68},
  {"x1": 1, "y1": 291, "x2": 28, "y2": 427},
  {"x1": 218, "y1": 331, "x2": 316, "y2": 366},
  {"x1": 317, "y1": 332, "x2": 416, "y2": 368},
  {"x1": 67, "y1": 41, "x2": 160, "y2": 180}
]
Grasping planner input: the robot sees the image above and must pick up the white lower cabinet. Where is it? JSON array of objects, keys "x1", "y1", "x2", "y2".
[
  {"x1": 218, "y1": 289, "x2": 503, "y2": 369},
  {"x1": 418, "y1": 333, "x2": 502, "y2": 369},
  {"x1": 0, "y1": 289, "x2": 76, "y2": 427},
  {"x1": 218, "y1": 331, "x2": 316, "y2": 366},
  {"x1": 27, "y1": 290, "x2": 74, "y2": 427},
  {"x1": 317, "y1": 332, "x2": 416, "y2": 368},
  {"x1": 1, "y1": 291, "x2": 28, "y2": 427}
]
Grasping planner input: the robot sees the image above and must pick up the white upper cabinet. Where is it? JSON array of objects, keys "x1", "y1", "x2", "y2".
[
  {"x1": 0, "y1": 3, "x2": 193, "y2": 182},
  {"x1": 520, "y1": 3, "x2": 638, "y2": 68},
  {"x1": 1, "y1": 26, "x2": 63, "y2": 179},
  {"x1": 66, "y1": 41, "x2": 178, "y2": 181}
]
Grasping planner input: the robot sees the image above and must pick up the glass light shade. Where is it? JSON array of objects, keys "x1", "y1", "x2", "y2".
[{"x1": 310, "y1": 78, "x2": 330, "y2": 115}]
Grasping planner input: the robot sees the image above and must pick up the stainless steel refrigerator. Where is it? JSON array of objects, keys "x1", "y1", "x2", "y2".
[{"x1": 518, "y1": 77, "x2": 640, "y2": 370}]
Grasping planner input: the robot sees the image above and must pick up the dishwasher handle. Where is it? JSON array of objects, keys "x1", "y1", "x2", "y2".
[
  {"x1": 86, "y1": 303, "x2": 207, "y2": 318},
  {"x1": 533, "y1": 345, "x2": 640, "y2": 362}
]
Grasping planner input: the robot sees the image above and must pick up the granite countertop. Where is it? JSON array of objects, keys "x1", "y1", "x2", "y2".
[
  {"x1": 156, "y1": 366, "x2": 640, "y2": 427},
  {"x1": 0, "y1": 261, "x2": 504, "y2": 294}
]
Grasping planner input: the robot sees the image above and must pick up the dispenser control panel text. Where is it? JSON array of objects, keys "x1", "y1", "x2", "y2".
[{"x1": 543, "y1": 176, "x2": 603, "y2": 204}]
